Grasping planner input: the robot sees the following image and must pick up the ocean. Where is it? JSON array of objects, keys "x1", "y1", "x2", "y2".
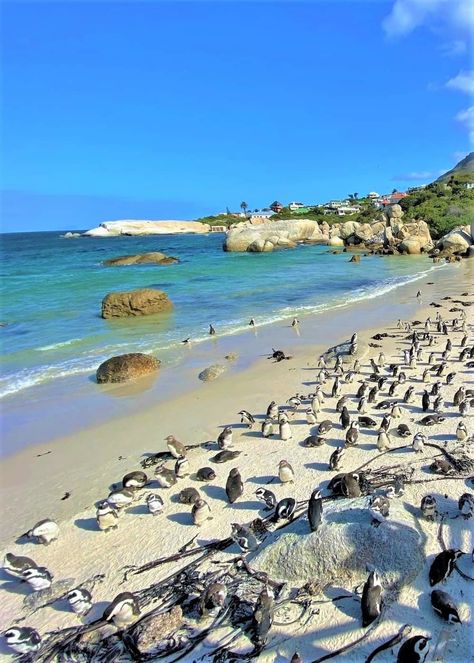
[{"x1": 1, "y1": 230, "x2": 442, "y2": 403}]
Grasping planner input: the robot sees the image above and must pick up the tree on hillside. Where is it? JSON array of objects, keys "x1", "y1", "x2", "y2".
[
  {"x1": 240, "y1": 201, "x2": 248, "y2": 214},
  {"x1": 354, "y1": 192, "x2": 359, "y2": 199}
]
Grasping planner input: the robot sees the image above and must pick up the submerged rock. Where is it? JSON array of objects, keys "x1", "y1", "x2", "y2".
[
  {"x1": 101, "y1": 288, "x2": 173, "y2": 318},
  {"x1": 103, "y1": 252, "x2": 179, "y2": 266},
  {"x1": 96, "y1": 353, "x2": 160, "y2": 383},
  {"x1": 198, "y1": 364, "x2": 227, "y2": 382}
]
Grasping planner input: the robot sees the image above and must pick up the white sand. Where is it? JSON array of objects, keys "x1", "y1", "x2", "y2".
[{"x1": 0, "y1": 259, "x2": 473, "y2": 661}]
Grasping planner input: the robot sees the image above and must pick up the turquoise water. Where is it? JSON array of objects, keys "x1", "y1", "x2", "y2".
[{"x1": 1, "y1": 231, "x2": 440, "y2": 400}]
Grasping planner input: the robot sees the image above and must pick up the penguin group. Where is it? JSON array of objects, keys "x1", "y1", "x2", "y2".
[{"x1": 1, "y1": 292, "x2": 473, "y2": 661}]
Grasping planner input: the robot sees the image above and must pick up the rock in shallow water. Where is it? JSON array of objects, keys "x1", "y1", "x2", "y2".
[
  {"x1": 101, "y1": 288, "x2": 173, "y2": 318},
  {"x1": 96, "y1": 353, "x2": 160, "y2": 383},
  {"x1": 198, "y1": 364, "x2": 227, "y2": 382},
  {"x1": 251, "y1": 499, "x2": 424, "y2": 590}
]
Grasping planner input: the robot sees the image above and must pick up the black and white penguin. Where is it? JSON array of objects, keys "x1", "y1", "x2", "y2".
[
  {"x1": 357, "y1": 381, "x2": 369, "y2": 399},
  {"x1": 429, "y1": 549, "x2": 464, "y2": 586},
  {"x1": 175, "y1": 455, "x2": 190, "y2": 478},
  {"x1": 358, "y1": 396, "x2": 368, "y2": 414},
  {"x1": 196, "y1": 466, "x2": 216, "y2": 481},
  {"x1": 261, "y1": 418, "x2": 274, "y2": 437},
  {"x1": 345, "y1": 421, "x2": 359, "y2": 447},
  {"x1": 369, "y1": 495, "x2": 390, "y2": 523},
  {"x1": 255, "y1": 488, "x2": 277, "y2": 511},
  {"x1": 103, "y1": 592, "x2": 140, "y2": 629},
  {"x1": 2, "y1": 552, "x2": 38, "y2": 579},
  {"x1": 340, "y1": 406, "x2": 351, "y2": 429},
  {"x1": 252, "y1": 585, "x2": 274, "y2": 647},
  {"x1": 266, "y1": 400, "x2": 279, "y2": 420},
  {"x1": 107, "y1": 487, "x2": 135, "y2": 509},
  {"x1": 279, "y1": 414, "x2": 293, "y2": 441},
  {"x1": 420, "y1": 495, "x2": 438, "y2": 520},
  {"x1": 273, "y1": 497, "x2": 296, "y2": 522},
  {"x1": 368, "y1": 386, "x2": 378, "y2": 404},
  {"x1": 146, "y1": 493, "x2": 164, "y2": 515},
  {"x1": 304, "y1": 434, "x2": 325, "y2": 447},
  {"x1": 238, "y1": 410, "x2": 255, "y2": 428},
  {"x1": 225, "y1": 468, "x2": 244, "y2": 503},
  {"x1": 67, "y1": 588, "x2": 93, "y2": 616},
  {"x1": 397, "y1": 423, "x2": 411, "y2": 438},
  {"x1": 336, "y1": 395, "x2": 349, "y2": 412},
  {"x1": 23, "y1": 567, "x2": 53, "y2": 592},
  {"x1": 403, "y1": 386, "x2": 415, "y2": 404},
  {"x1": 154, "y1": 464, "x2": 177, "y2": 488},
  {"x1": 165, "y1": 435, "x2": 187, "y2": 458},
  {"x1": 422, "y1": 390, "x2": 430, "y2": 412},
  {"x1": 377, "y1": 430, "x2": 391, "y2": 452},
  {"x1": 122, "y1": 471, "x2": 148, "y2": 490},
  {"x1": 209, "y1": 324, "x2": 216, "y2": 335},
  {"x1": 419, "y1": 414, "x2": 445, "y2": 426},
  {"x1": 456, "y1": 421, "x2": 468, "y2": 442},
  {"x1": 217, "y1": 426, "x2": 233, "y2": 449},
  {"x1": 96, "y1": 500, "x2": 119, "y2": 531},
  {"x1": 179, "y1": 487, "x2": 200, "y2": 505},
  {"x1": 318, "y1": 420, "x2": 333, "y2": 436},
  {"x1": 25, "y1": 519, "x2": 59, "y2": 545},
  {"x1": 430, "y1": 589, "x2": 461, "y2": 623},
  {"x1": 3, "y1": 627, "x2": 41, "y2": 655},
  {"x1": 287, "y1": 396, "x2": 302, "y2": 411},
  {"x1": 341, "y1": 473, "x2": 361, "y2": 498},
  {"x1": 308, "y1": 489, "x2": 323, "y2": 532},
  {"x1": 412, "y1": 432, "x2": 426, "y2": 453},
  {"x1": 200, "y1": 582, "x2": 227, "y2": 616},
  {"x1": 329, "y1": 446, "x2": 345, "y2": 471},
  {"x1": 192, "y1": 498, "x2": 212, "y2": 526},
  {"x1": 458, "y1": 493, "x2": 474, "y2": 518},
  {"x1": 358, "y1": 415, "x2": 377, "y2": 428},
  {"x1": 397, "y1": 635, "x2": 431, "y2": 663},
  {"x1": 230, "y1": 523, "x2": 259, "y2": 551},
  {"x1": 306, "y1": 407, "x2": 318, "y2": 425},
  {"x1": 361, "y1": 570, "x2": 382, "y2": 626}
]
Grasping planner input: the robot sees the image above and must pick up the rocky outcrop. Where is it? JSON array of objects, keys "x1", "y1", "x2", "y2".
[
  {"x1": 83, "y1": 220, "x2": 210, "y2": 237},
  {"x1": 103, "y1": 252, "x2": 179, "y2": 266},
  {"x1": 129, "y1": 606, "x2": 183, "y2": 656},
  {"x1": 198, "y1": 364, "x2": 227, "y2": 382},
  {"x1": 101, "y1": 288, "x2": 173, "y2": 318},
  {"x1": 224, "y1": 219, "x2": 329, "y2": 252},
  {"x1": 96, "y1": 353, "x2": 160, "y2": 383},
  {"x1": 437, "y1": 225, "x2": 472, "y2": 253}
]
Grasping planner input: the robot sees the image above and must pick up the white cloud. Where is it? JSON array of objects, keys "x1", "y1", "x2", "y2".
[
  {"x1": 393, "y1": 171, "x2": 436, "y2": 181},
  {"x1": 446, "y1": 70, "x2": 474, "y2": 94},
  {"x1": 383, "y1": 0, "x2": 474, "y2": 38},
  {"x1": 455, "y1": 106, "x2": 474, "y2": 143}
]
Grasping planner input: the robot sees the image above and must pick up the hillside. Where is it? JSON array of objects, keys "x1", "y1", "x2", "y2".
[{"x1": 436, "y1": 151, "x2": 474, "y2": 183}]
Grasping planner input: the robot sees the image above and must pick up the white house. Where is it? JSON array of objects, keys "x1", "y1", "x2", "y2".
[{"x1": 288, "y1": 201, "x2": 306, "y2": 211}]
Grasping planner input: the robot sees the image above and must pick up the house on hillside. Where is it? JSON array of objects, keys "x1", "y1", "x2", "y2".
[
  {"x1": 249, "y1": 209, "x2": 274, "y2": 222},
  {"x1": 464, "y1": 182, "x2": 474, "y2": 189},
  {"x1": 269, "y1": 201, "x2": 284, "y2": 213},
  {"x1": 375, "y1": 191, "x2": 408, "y2": 208},
  {"x1": 367, "y1": 191, "x2": 379, "y2": 199},
  {"x1": 288, "y1": 201, "x2": 306, "y2": 211},
  {"x1": 336, "y1": 205, "x2": 360, "y2": 216}
]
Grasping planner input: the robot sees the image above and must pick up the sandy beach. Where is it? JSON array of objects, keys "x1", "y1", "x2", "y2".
[{"x1": 0, "y1": 257, "x2": 473, "y2": 662}]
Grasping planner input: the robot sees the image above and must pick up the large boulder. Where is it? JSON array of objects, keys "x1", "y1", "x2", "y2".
[
  {"x1": 252, "y1": 499, "x2": 424, "y2": 591},
  {"x1": 327, "y1": 236, "x2": 344, "y2": 247},
  {"x1": 224, "y1": 219, "x2": 325, "y2": 252},
  {"x1": 387, "y1": 204, "x2": 403, "y2": 221},
  {"x1": 391, "y1": 220, "x2": 433, "y2": 252},
  {"x1": 101, "y1": 288, "x2": 173, "y2": 319},
  {"x1": 103, "y1": 252, "x2": 179, "y2": 266},
  {"x1": 96, "y1": 353, "x2": 160, "y2": 383},
  {"x1": 399, "y1": 238, "x2": 422, "y2": 254},
  {"x1": 339, "y1": 221, "x2": 360, "y2": 240},
  {"x1": 438, "y1": 226, "x2": 472, "y2": 253}
]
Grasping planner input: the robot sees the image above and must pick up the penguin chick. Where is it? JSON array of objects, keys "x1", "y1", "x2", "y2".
[
  {"x1": 96, "y1": 500, "x2": 119, "y2": 531},
  {"x1": 103, "y1": 592, "x2": 140, "y2": 629},
  {"x1": 146, "y1": 493, "x2": 164, "y2": 516},
  {"x1": 192, "y1": 498, "x2": 212, "y2": 526},
  {"x1": 200, "y1": 582, "x2": 227, "y2": 616},
  {"x1": 225, "y1": 468, "x2": 244, "y2": 504},
  {"x1": 278, "y1": 460, "x2": 295, "y2": 483},
  {"x1": 165, "y1": 435, "x2": 187, "y2": 458}
]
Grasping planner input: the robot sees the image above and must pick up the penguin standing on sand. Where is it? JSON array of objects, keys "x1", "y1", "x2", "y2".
[
  {"x1": 361, "y1": 571, "x2": 382, "y2": 626},
  {"x1": 217, "y1": 426, "x2": 233, "y2": 449},
  {"x1": 329, "y1": 446, "x2": 345, "y2": 471},
  {"x1": 225, "y1": 468, "x2": 244, "y2": 503},
  {"x1": 192, "y1": 498, "x2": 212, "y2": 526},
  {"x1": 266, "y1": 401, "x2": 279, "y2": 420},
  {"x1": 308, "y1": 489, "x2": 323, "y2": 532},
  {"x1": 146, "y1": 493, "x2": 164, "y2": 516},
  {"x1": 345, "y1": 421, "x2": 359, "y2": 447},
  {"x1": 279, "y1": 414, "x2": 293, "y2": 441},
  {"x1": 420, "y1": 495, "x2": 438, "y2": 520},
  {"x1": 239, "y1": 410, "x2": 255, "y2": 428},
  {"x1": 340, "y1": 406, "x2": 351, "y2": 429},
  {"x1": 255, "y1": 488, "x2": 277, "y2": 511},
  {"x1": 422, "y1": 390, "x2": 430, "y2": 412},
  {"x1": 96, "y1": 501, "x2": 119, "y2": 531},
  {"x1": 278, "y1": 459, "x2": 295, "y2": 483},
  {"x1": 261, "y1": 419, "x2": 274, "y2": 437},
  {"x1": 165, "y1": 435, "x2": 187, "y2": 458}
]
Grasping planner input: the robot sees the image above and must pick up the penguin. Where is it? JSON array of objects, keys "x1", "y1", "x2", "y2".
[
  {"x1": 380, "y1": 414, "x2": 391, "y2": 432},
  {"x1": 196, "y1": 467, "x2": 216, "y2": 481},
  {"x1": 378, "y1": 352, "x2": 385, "y2": 367},
  {"x1": 266, "y1": 401, "x2": 279, "y2": 420},
  {"x1": 2, "y1": 552, "x2": 38, "y2": 579},
  {"x1": 329, "y1": 447, "x2": 345, "y2": 471},
  {"x1": 211, "y1": 450, "x2": 241, "y2": 463},
  {"x1": 67, "y1": 588, "x2": 93, "y2": 617},
  {"x1": 306, "y1": 407, "x2": 318, "y2": 425},
  {"x1": 445, "y1": 372, "x2": 456, "y2": 385},
  {"x1": 200, "y1": 582, "x2": 227, "y2": 616},
  {"x1": 377, "y1": 430, "x2": 391, "y2": 452},
  {"x1": 291, "y1": 318, "x2": 299, "y2": 327},
  {"x1": 341, "y1": 473, "x2": 361, "y2": 497},
  {"x1": 430, "y1": 589, "x2": 461, "y2": 623},
  {"x1": 369, "y1": 495, "x2": 390, "y2": 523},
  {"x1": 273, "y1": 497, "x2": 296, "y2": 522},
  {"x1": 23, "y1": 567, "x2": 53, "y2": 592},
  {"x1": 431, "y1": 381, "x2": 442, "y2": 397},
  {"x1": 122, "y1": 471, "x2": 148, "y2": 490},
  {"x1": 397, "y1": 635, "x2": 431, "y2": 663},
  {"x1": 230, "y1": 523, "x2": 259, "y2": 552},
  {"x1": 388, "y1": 381, "x2": 400, "y2": 397},
  {"x1": 179, "y1": 487, "x2": 200, "y2": 505},
  {"x1": 249, "y1": 318, "x2": 256, "y2": 327},
  {"x1": 311, "y1": 395, "x2": 321, "y2": 414},
  {"x1": 422, "y1": 368, "x2": 431, "y2": 384},
  {"x1": 429, "y1": 550, "x2": 464, "y2": 586},
  {"x1": 146, "y1": 493, "x2": 164, "y2": 515},
  {"x1": 291, "y1": 653, "x2": 303, "y2": 663},
  {"x1": 24, "y1": 519, "x2": 59, "y2": 545},
  {"x1": 304, "y1": 434, "x2": 325, "y2": 447},
  {"x1": 239, "y1": 410, "x2": 255, "y2": 428},
  {"x1": 314, "y1": 386, "x2": 325, "y2": 405},
  {"x1": 103, "y1": 592, "x2": 140, "y2": 629},
  {"x1": 336, "y1": 395, "x2": 349, "y2": 412},
  {"x1": 287, "y1": 396, "x2": 302, "y2": 410},
  {"x1": 225, "y1": 468, "x2": 244, "y2": 503},
  {"x1": 456, "y1": 421, "x2": 468, "y2": 442},
  {"x1": 154, "y1": 464, "x2": 177, "y2": 488},
  {"x1": 403, "y1": 386, "x2": 415, "y2": 404},
  {"x1": 174, "y1": 455, "x2": 189, "y2": 478},
  {"x1": 165, "y1": 435, "x2": 187, "y2": 458},
  {"x1": 361, "y1": 571, "x2": 382, "y2": 626},
  {"x1": 458, "y1": 493, "x2": 474, "y2": 519},
  {"x1": 459, "y1": 399, "x2": 469, "y2": 417},
  {"x1": 375, "y1": 399, "x2": 397, "y2": 410},
  {"x1": 419, "y1": 414, "x2": 445, "y2": 426},
  {"x1": 353, "y1": 359, "x2": 361, "y2": 373},
  {"x1": 217, "y1": 426, "x2": 233, "y2": 449},
  {"x1": 351, "y1": 332, "x2": 358, "y2": 345},
  {"x1": 331, "y1": 377, "x2": 341, "y2": 398},
  {"x1": 358, "y1": 396, "x2": 368, "y2": 414},
  {"x1": 107, "y1": 488, "x2": 135, "y2": 509},
  {"x1": 358, "y1": 415, "x2": 377, "y2": 428},
  {"x1": 397, "y1": 423, "x2": 411, "y2": 438},
  {"x1": 433, "y1": 394, "x2": 444, "y2": 413},
  {"x1": 340, "y1": 406, "x2": 351, "y2": 429},
  {"x1": 278, "y1": 459, "x2": 295, "y2": 483},
  {"x1": 422, "y1": 390, "x2": 430, "y2": 412},
  {"x1": 317, "y1": 420, "x2": 333, "y2": 436},
  {"x1": 3, "y1": 627, "x2": 41, "y2": 655},
  {"x1": 357, "y1": 381, "x2": 369, "y2": 398},
  {"x1": 453, "y1": 386, "x2": 465, "y2": 406},
  {"x1": 412, "y1": 432, "x2": 426, "y2": 453},
  {"x1": 209, "y1": 324, "x2": 216, "y2": 335},
  {"x1": 391, "y1": 404, "x2": 403, "y2": 418},
  {"x1": 96, "y1": 500, "x2": 119, "y2": 531},
  {"x1": 279, "y1": 415, "x2": 293, "y2": 441},
  {"x1": 308, "y1": 489, "x2": 323, "y2": 532},
  {"x1": 252, "y1": 585, "x2": 274, "y2": 647},
  {"x1": 261, "y1": 418, "x2": 274, "y2": 438},
  {"x1": 255, "y1": 488, "x2": 277, "y2": 511},
  {"x1": 345, "y1": 421, "x2": 359, "y2": 447},
  {"x1": 192, "y1": 498, "x2": 212, "y2": 526},
  {"x1": 420, "y1": 495, "x2": 438, "y2": 520}
]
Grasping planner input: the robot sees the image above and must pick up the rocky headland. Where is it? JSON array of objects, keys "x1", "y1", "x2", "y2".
[{"x1": 83, "y1": 220, "x2": 210, "y2": 237}]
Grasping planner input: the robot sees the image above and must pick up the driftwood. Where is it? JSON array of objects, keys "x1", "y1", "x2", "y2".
[
  {"x1": 364, "y1": 623, "x2": 412, "y2": 662},
  {"x1": 309, "y1": 612, "x2": 383, "y2": 663}
]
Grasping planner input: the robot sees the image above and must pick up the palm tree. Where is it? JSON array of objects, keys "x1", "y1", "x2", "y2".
[
  {"x1": 240, "y1": 201, "x2": 248, "y2": 215},
  {"x1": 353, "y1": 192, "x2": 359, "y2": 199},
  {"x1": 348, "y1": 194, "x2": 354, "y2": 201}
]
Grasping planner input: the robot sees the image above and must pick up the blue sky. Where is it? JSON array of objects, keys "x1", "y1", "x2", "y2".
[{"x1": 1, "y1": 0, "x2": 473, "y2": 232}]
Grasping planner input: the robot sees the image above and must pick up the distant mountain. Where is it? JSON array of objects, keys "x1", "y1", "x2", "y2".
[{"x1": 436, "y1": 152, "x2": 474, "y2": 182}]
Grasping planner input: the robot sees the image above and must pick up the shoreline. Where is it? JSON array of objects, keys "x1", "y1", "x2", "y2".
[
  {"x1": 0, "y1": 259, "x2": 472, "y2": 661},
  {"x1": 1, "y1": 258, "x2": 465, "y2": 456}
]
